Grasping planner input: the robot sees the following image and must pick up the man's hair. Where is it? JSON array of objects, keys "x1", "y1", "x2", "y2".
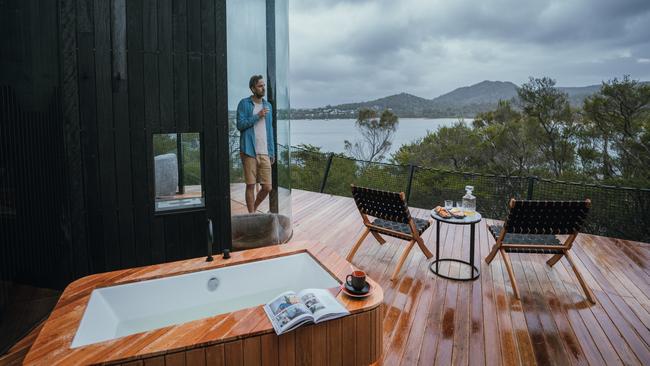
[{"x1": 249, "y1": 75, "x2": 264, "y2": 89}]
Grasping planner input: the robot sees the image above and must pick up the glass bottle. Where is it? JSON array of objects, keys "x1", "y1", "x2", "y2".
[{"x1": 462, "y1": 185, "x2": 476, "y2": 212}]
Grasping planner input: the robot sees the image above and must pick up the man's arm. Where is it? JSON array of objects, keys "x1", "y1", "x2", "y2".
[{"x1": 236, "y1": 100, "x2": 259, "y2": 131}]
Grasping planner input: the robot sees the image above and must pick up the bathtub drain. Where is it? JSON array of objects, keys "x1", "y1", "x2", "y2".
[{"x1": 207, "y1": 277, "x2": 219, "y2": 291}]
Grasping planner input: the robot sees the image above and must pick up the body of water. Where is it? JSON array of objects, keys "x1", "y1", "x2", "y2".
[{"x1": 289, "y1": 118, "x2": 469, "y2": 156}]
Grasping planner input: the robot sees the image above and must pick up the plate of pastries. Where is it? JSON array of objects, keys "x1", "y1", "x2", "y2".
[{"x1": 433, "y1": 206, "x2": 466, "y2": 218}]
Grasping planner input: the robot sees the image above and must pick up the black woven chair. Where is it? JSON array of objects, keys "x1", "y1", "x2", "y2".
[
  {"x1": 485, "y1": 198, "x2": 594, "y2": 303},
  {"x1": 347, "y1": 185, "x2": 433, "y2": 281}
]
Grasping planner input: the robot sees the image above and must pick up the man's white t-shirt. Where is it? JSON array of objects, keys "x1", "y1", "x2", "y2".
[{"x1": 252, "y1": 101, "x2": 268, "y2": 155}]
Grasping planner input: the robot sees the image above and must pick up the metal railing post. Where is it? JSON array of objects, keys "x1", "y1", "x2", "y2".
[
  {"x1": 405, "y1": 164, "x2": 416, "y2": 203},
  {"x1": 527, "y1": 176, "x2": 537, "y2": 200},
  {"x1": 320, "y1": 153, "x2": 334, "y2": 193}
]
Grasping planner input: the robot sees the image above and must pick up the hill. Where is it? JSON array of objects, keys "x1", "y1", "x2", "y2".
[{"x1": 290, "y1": 80, "x2": 647, "y2": 119}]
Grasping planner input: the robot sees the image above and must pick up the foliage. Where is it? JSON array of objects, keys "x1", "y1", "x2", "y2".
[
  {"x1": 391, "y1": 75, "x2": 650, "y2": 188},
  {"x1": 153, "y1": 134, "x2": 177, "y2": 156},
  {"x1": 344, "y1": 108, "x2": 399, "y2": 162},
  {"x1": 181, "y1": 133, "x2": 201, "y2": 186},
  {"x1": 153, "y1": 133, "x2": 202, "y2": 186},
  {"x1": 517, "y1": 77, "x2": 578, "y2": 177},
  {"x1": 288, "y1": 76, "x2": 650, "y2": 241},
  {"x1": 291, "y1": 144, "x2": 328, "y2": 192},
  {"x1": 580, "y1": 76, "x2": 650, "y2": 184}
]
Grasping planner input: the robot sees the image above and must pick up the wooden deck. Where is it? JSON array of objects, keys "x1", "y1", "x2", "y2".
[{"x1": 288, "y1": 189, "x2": 650, "y2": 365}]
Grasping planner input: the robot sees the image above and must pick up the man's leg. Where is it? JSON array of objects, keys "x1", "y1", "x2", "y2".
[
  {"x1": 245, "y1": 184, "x2": 256, "y2": 213},
  {"x1": 241, "y1": 154, "x2": 257, "y2": 213},
  {"x1": 253, "y1": 155, "x2": 273, "y2": 212},
  {"x1": 254, "y1": 184, "x2": 272, "y2": 211}
]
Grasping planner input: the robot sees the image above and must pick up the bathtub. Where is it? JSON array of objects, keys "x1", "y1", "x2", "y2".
[
  {"x1": 26, "y1": 243, "x2": 383, "y2": 366},
  {"x1": 72, "y1": 252, "x2": 340, "y2": 348}
]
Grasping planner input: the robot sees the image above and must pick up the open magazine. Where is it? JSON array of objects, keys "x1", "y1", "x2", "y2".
[{"x1": 263, "y1": 288, "x2": 350, "y2": 335}]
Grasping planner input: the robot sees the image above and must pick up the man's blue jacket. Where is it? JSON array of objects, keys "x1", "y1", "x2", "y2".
[{"x1": 236, "y1": 96, "x2": 275, "y2": 159}]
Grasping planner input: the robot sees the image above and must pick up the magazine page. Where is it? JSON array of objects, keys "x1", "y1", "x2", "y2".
[
  {"x1": 297, "y1": 288, "x2": 349, "y2": 323},
  {"x1": 263, "y1": 291, "x2": 314, "y2": 335}
]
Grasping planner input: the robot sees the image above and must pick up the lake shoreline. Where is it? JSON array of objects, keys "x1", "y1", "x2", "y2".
[{"x1": 289, "y1": 118, "x2": 472, "y2": 156}]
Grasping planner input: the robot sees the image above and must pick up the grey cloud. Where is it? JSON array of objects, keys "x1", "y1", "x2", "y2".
[{"x1": 288, "y1": 0, "x2": 650, "y2": 108}]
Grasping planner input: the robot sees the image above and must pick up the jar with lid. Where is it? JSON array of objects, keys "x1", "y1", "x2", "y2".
[{"x1": 462, "y1": 185, "x2": 476, "y2": 212}]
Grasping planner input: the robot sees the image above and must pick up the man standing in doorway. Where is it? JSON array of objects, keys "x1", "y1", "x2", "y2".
[{"x1": 237, "y1": 75, "x2": 275, "y2": 213}]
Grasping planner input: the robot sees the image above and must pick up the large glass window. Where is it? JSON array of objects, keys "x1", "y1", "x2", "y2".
[
  {"x1": 275, "y1": 0, "x2": 291, "y2": 219},
  {"x1": 152, "y1": 133, "x2": 204, "y2": 212},
  {"x1": 227, "y1": 0, "x2": 292, "y2": 250}
]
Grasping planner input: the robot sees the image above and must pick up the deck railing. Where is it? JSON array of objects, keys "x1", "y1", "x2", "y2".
[{"x1": 290, "y1": 145, "x2": 650, "y2": 243}]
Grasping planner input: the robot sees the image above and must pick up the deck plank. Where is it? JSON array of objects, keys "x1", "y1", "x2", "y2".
[
  {"x1": 11, "y1": 189, "x2": 650, "y2": 365},
  {"x1": 288, "y1": 190, "x2": 650, "y2": 365}
]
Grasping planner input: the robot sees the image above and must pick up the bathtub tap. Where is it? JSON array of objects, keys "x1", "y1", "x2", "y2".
[{"x1": 206, "y1": 218, "x2": 214, "y2": 262}]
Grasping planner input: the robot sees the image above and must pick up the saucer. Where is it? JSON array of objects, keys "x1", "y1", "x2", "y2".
[
  {"x1": 345, "y1": 282, "x2": 370, "y2": 294},
  {"x1": 342, "y1": 282, "x2": 373, "y2": 298}
]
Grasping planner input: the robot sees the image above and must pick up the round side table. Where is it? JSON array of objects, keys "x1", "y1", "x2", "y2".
[{"x1": 429, "y1": 210, "x2": 482, "y2": 281}]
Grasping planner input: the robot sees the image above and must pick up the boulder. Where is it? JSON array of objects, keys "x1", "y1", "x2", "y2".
[
  {"x1": 231, "y1": 213, "x2": 292, "y2": 250},
  {"x1": 154, "y1": 153, "x2": 178, "y2": 197}
]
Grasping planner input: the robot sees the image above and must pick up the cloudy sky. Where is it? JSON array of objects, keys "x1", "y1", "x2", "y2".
[{"x1": 288, "y1": 0, "x2": 650, "y2": 108}]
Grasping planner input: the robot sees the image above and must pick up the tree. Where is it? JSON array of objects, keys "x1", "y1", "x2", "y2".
[
  {"x1": 518, "y1": 77, "x2": 577, "y2": 177},
  {"x1": 153, "y1": 134, "x2": 177, "y2": 156},
  {"x1": 582, "y1": 76, "x2": 650, "y2": 182},
  {"x1": 392, "y1": 122, "x2": 482, "y2": 171},
  {"x1": 473, "y1": 101, "x2": 541, "y2": 176},
  {"x1": 344, "y1": 108, "x2": 398, "y2": 162},
  {"x1": 291, "y1": 144, "x2": 327, "y2": 191}
]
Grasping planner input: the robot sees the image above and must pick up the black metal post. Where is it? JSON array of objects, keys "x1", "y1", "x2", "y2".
[
  {"x1": 436, "y1": 220, "x2": 440, "y2": 272},
  {"x1": 177, "y1": 133, "x2": 185, "y2": 194},
  {"x1": 266, "y1": 0, "x2": 279, "y2": 213},
  {"x1": 527, "y1": 176, "x2": 537, "y2": 200},
  {"x1": 470, "y1": 222, "x2": 475, "y2": 276},
  {"x1": 320, "y1": 153, "x2": 334, "y2": 193},
  {"x1": 405, "y1": 164, "x2": 416, "y2": 203}
]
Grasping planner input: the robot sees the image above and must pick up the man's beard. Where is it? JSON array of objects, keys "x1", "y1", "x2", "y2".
[{"x1": 254, "y1": 90, "x2": 265, "y2": 98}]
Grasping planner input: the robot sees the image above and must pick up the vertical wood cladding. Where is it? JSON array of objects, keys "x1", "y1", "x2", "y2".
[
  {"x1": 66, "y1": 0, "x2": 229, "y2": 274},
  {"x1": 1, "y1": 0, "x2": 231, "y2": 352},
  {"x1": 1, "y1": 0, "x2": 69, "y2": 352},
  {"x1": 110, "y1": 308, "x2": 383, "y2": 366}
]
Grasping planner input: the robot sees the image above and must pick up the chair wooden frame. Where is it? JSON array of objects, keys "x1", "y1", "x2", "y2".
[
  {"x1": 485, "y1": 198, "x2": 595, "y2": 303},
  {"x1": 346, "y1": 186, "x2": 433, "y2": 281}
]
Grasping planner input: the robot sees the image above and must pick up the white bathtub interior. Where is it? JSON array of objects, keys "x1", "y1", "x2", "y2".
[{"x1": 71, "y1": 252, "x2": 340, "y2": 348}]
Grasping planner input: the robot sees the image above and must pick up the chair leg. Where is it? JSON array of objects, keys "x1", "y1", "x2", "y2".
[
  {"x1": 500, "y1": 249, "x2": 520, "y2": 300},
  {"x1": 346, "y1": 228, "x2": 370, "y2": 262},
  {"x1": 415, "y1": 237, "x2": 433, "y2": 258},
  {"x1": 371, "y1": 231, "x2": 386, "y2": 245},
  {"x1": 546, "y1": 253, "x2": 564, "y2": 267},
  {"x1": 390, "y1": 240, "x2": 415, "y2": 281},
  {"x1": 564, "y1": 251, "x2": 596, "y2": 304},
  {"x1": 485, "y1": 243, "x2": 499, "y2": 264}
]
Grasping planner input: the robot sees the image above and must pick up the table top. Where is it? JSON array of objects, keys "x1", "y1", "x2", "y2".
[{"x1": 431, "y1": 209, "x2": 482, "y2": 225}]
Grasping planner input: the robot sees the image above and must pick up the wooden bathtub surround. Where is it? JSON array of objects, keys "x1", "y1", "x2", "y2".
[{"x1": 23, "y1": 242, "x2": 383, "y2": 366}]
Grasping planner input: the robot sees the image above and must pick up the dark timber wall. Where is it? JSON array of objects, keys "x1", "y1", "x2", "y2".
[
  {"x1": 1, "y1": 0, "x2": 232, "y2": 351},
  {"x1": 62, "y1": 0, "x2": 230, "y2": 275},
  {"x1": 0, "y1": 0, "x2": 67, "y2": 352}
]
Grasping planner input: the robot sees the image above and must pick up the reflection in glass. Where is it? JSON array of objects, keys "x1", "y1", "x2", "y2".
[
  {"x1": 275, "y1": 0, "x2": 291, "y2": 219},
  {"x1": 227, "y1": 0, "x2": 267, "y2": 212},
  {"x1": 227, "y1": 0, "x2": 292, "y2": 249},
  {"x1": 153, "y1": 133, "x2": 204, "y2": 212}
]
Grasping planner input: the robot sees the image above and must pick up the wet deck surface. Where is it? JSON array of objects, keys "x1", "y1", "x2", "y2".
[{"x1": 288, "y1": 189, "x2": 650, "y2": 365}]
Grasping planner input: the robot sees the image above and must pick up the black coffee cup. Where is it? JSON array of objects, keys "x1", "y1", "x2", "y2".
[{"x1": 346, "y1": 270, "x2": 367, "y2": 291}]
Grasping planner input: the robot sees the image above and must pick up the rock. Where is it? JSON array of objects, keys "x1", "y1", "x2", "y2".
[
  {"x1": 154, "y1": 153, "x2": 178, "y2": 197},
  {"x1": 231, "y1": 213, "x2": 292, "y2": 250}
]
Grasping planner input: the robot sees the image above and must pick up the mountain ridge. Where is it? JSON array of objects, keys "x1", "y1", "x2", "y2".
[{"x1": 291, "y1": 80, "x2": 644, "y2": 119}]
